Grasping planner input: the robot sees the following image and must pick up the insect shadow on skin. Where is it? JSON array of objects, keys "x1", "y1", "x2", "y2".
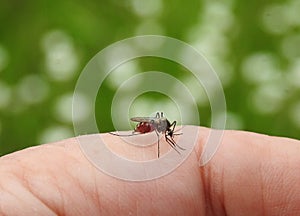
[{"x1": 109, "y1": 112, "x2": 185, "y2": 158}]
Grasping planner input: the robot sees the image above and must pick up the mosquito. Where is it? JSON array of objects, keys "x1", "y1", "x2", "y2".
[{"x1": 109, "y1": 112, "x2": 185, "y2": 158}]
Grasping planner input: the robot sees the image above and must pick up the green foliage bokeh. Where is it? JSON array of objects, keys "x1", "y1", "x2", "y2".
[{"x1": 0, "y1": 0, "x2": 299, "y2": 155}]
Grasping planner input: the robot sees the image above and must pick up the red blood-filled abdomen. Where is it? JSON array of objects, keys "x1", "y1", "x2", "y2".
[{"x1": 134, "y1": 122, "x2": 155, "y2": 133}]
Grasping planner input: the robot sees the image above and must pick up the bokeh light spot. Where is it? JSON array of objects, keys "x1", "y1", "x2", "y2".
[
  {"x1": 281, "y1": 33, "x2": 300, "y2": 60},
  {"x1": 285, "y1": 0, "x2": 300, "y2": 28},
  {"x1": 104, "y1": 44, "x2": 137, "y2": 71},
  {"x1": 250, "y1": 83, "x2": 286, "y2": 115},
  {"x1": 202, "y1": 2, "x2": 235, "y2": 33},
  {"x1": 130, "y1": 0, "x2": 163, "y2": 17},
  {"x1": 214, "y1": 111, "x2": 244, "y2": 130},
  {"x1": 181, "y1": 76, "x2": 209, "y2": 106},
  {"x1": 191, "y1": 33, "x2": 229, "y2": 58},
  {"x1": 226, "y1": 112, "x2": 244, "y2": 130},
  {"x1": 0, "y1": 81, "x2": 12, "y2": 109},
  {"x1": 106, "y1": 61, "x2": 140, "y2": 90},
  {"x1": 41, "y1": 30, "x2": 79, "y2": 81},
  {"x1": 38, "y1": 125, "x2": 74, "y2": 144},
  {"x1": 261, "y1": 4, "x2": 290, "y2": 35},
  {"x1": 212, "y1": 59, "x2": 234, "y2": 87},
  {"x1": 17, "y1": 75, "x2": 49, "y2": 105},
  {"x1": 54, "y1": 92, "x2": 90, "y2": 123},
  {"x1": 287, "y1": 58, "x2": 300, "y2": 89},
  {"x1": 241, "y1": 52, "x2": 281, "y2": 84},
  {"x1": 289, "y1": 101, "x2": 300, "y2": 129}
]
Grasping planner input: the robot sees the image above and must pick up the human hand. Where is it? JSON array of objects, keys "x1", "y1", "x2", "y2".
[{"x1": 1, "y1": 126, "x2": 300, "y2": 215}]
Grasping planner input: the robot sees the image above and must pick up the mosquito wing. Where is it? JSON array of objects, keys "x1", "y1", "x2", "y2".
[{"x1": 130, "y1": 117, "x2": 155, "y2": 123}]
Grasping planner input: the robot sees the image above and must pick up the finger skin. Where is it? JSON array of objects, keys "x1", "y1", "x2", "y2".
[
  {"x1": 0, "y1": 127, "x2": 300, "y2": 215},
  {"x1": 201, "y1": 129, "x2": 300, "y2": 215},
  {"x1": 0, "y1": 132, "x2": 205, "y2": 215}
]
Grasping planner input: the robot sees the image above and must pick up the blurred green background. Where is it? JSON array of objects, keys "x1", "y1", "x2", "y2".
[{"x1": 0, "y1": 0, "x2": 299, "y2": 155}]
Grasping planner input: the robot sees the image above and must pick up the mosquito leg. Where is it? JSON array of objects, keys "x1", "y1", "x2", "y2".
[
  {"x1": 169, "y1": 121, "x2": 183, "y2": 136},
  {"x1": 165, "y1": 134, "x2": 181, "y2": 155},
  {"x1": 155, "y1": 130, "x2": 160, "y2": 158},
  {"x1": 168, "y1": 134, "x2": 185, "y2": 150},
  {"x1": 173, "y1": 124, "x2": 184, "y2": 136},
  {"x1": 170, "y1": 121, "x2": 184, "y2": 135},
  {"x1": 166, "y1": 134, "x2": 186, "y2": 151},
  {"x1": 170, "y1": 121, "x2": 176, "y2": 132},
  {"x1": 172, "y1": 138, "x2": 185, "y2": 150},
  {"x1": 165, "y1": 135, "x2": 176, "y2": 147},
  {"x1": 175, "y1": 142, "x2": 185, "y2": 150}
]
